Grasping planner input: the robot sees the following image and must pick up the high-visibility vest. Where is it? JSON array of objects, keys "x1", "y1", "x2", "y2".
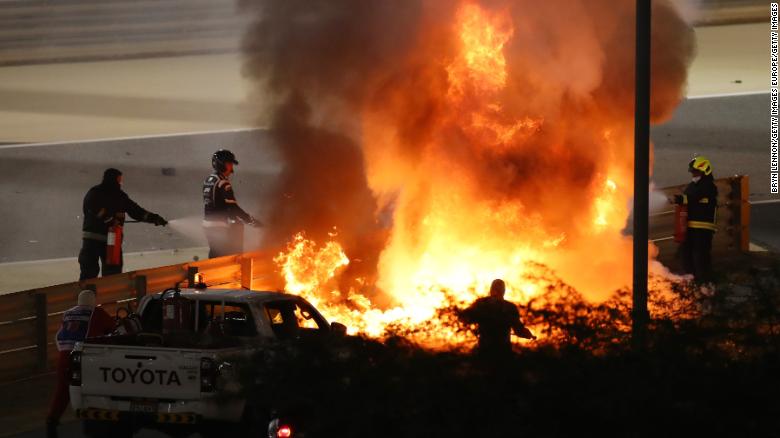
[{"x1": 55, "y1": 305, "x2": 93, "y2": 352}]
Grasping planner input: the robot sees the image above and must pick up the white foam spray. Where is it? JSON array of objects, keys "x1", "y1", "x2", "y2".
[{"x1": 166, "y1": 216, "x2": 208, "y2": 245}]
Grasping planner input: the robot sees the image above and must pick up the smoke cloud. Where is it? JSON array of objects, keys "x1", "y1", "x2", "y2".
[{"x1": 241, "y1": 0, "x2": 695, "y2": 301}]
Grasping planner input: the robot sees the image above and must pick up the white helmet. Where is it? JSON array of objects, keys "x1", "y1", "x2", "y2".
[{"x1": 78, "y1": 290, "x2": 96, "y2": 307}]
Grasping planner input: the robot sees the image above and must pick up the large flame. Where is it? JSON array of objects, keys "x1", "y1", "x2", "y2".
[{"x1": 246, "y1": 0, "x2": 694, "y2": 347}]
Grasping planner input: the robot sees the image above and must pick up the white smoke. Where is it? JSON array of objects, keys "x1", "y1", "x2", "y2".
[
  {"x1": 670, "y1": 0, "x2": 703, "y2": 25},
  {"x1": 166, "y1": 216, "x2": 208, "y2": 245}
]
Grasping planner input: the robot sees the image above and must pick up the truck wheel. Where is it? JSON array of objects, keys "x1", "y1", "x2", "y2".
[{"x1": 82, "y1": 420, "x2": 134, "y2": 438}]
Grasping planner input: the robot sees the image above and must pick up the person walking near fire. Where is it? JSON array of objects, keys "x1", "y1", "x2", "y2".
[
  {"x1": 671, "y1": 156, "x2": 718, "y2": 283},
  {"x1": 460, "y1": 279, "x2": 536, "y2": 358}
]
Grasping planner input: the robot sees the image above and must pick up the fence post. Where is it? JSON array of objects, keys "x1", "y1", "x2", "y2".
[
  {"x1": 241, "y1": 257, "x2": 254, "y2": 290},
  {"x1": 187, "y1": 267, "x2": 199, "y2": 288},
  {"x1": 134, "y1": 275, "x2": 147, "y2": 304},
  {"x1": 34, "y1": 294, "x2": 48, "y2": 371}
]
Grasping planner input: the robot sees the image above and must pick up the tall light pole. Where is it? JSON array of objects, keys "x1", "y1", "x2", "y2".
[{"x1": 632, "y1": 0, "x2": 651, "y2": 350}]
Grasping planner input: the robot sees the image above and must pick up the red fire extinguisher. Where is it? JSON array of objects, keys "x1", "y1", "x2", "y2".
[
  {"x1": 106, "y1": 224, "x2": 123, "y2": 266},
  {"x1": 162, "y1": 288, "x2": 194, "y2": 336},
  {"x1": 674, "y1": 204, "x2": 688, "y2": 243}
]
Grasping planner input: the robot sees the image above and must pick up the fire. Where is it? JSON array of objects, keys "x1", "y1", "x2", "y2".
[
  {"x1": 448, "y1": 3, "x2": 543, "y2": 150},
  {"x1": 274, "y1": 231, "x2": 349, "y2": 299},
  {"x1": 270, "y1": 2, "x2": 616, "y2": 346},
  {"x1": 447, "y1": 2, "x2": 513, "y2": 96},
  {"x1": 593, "y1": 178, "x2": 619, "y2": 229},
  {"x1": 275, "y1": 232, "x2": 544, "y2": 347},
  {"x1": 250, "y1": 0, "x2": 693, "y2": 348}
]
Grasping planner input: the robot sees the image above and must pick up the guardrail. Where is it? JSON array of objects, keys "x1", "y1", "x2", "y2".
[
  {"x1": 0, "y1": 250, "x2": 282, "y2": 382},
  {"x1": 0, "y1": 176, "x2": 750, "y2": 383}
]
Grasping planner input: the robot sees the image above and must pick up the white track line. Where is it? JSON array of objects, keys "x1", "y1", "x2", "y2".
[
  {"x1": 0, "y1": 127, "x2": 266, "y2": 150},
  {"x1": 686, "y1": 90, "x2": 768, "y2": 100}
]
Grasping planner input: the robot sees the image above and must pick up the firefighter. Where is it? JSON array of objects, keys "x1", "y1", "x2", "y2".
[
  {"x1": 46, "y1": 290, "x2": 115, "y2": 438},
  {"x1": 672, "y1": 156, "x2": 718, "y2": 283},
  {"x1": 202, "y1": 149, "x2": 261, "y2": 258},
  {"x1": 79, "y1": 168, "x2": 167, "y2": 280},
  {"x1": 460, "y1": 279, "x2": 536, "y2": 358}
]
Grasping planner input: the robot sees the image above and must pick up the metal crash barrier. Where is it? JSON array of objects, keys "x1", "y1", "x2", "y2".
[
  {"x1": 0, "y1": 176, "x2": 751, "y2": 383},
  {"x1": 0, "y1": 251, "x2": 280, "y2": 382}
]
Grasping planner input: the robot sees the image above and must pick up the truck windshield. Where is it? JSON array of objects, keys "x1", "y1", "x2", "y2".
[
  {"x1": 199, "y1": 302, "x2": 257, "y2": 337},
  {"x1": 264, "y1": 300, "x2": 328, "y2": 339},
  {"x1": 140, "y1": 299, "x2": 257, "y2": 337}
]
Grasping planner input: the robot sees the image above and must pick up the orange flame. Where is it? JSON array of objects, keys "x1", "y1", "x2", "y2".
[
  {"x1": 270, "y1": 1, "x2": 679, "y2": 348},
  {"x1": 447, "y1": 2, "x2": 513, "y2": 96},
  {"x1": 274, "y1": 231, "x2": 349, "y2": 300}
]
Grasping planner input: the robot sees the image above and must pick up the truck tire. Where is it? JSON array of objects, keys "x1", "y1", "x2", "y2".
[{"x1": 82, "y1": 420, "x2": 134, "y2": 438}]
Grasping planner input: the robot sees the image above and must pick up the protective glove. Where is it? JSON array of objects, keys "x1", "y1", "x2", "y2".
[
  {"x1": 246, "y1": 216, "x2": 263, "y2": 228},
  {"x1": 148, "y1": 213, "x2": 168, "y2": 226}
]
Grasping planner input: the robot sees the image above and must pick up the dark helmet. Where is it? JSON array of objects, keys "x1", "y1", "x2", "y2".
[{"x1": 212, "y1": 149, "x2": 239, "y2": 172}]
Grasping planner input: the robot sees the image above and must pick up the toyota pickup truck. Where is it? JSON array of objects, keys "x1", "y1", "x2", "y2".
[{"x1": 69, "y1": 287, "x2": 346, "y2": 437}]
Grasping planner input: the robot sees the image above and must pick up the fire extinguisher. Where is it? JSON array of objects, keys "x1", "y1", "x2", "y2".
[
  {"x1": 674, "y1": 204, "x2": 688, "y2": 243},
  {"x1": 106, "y1": 224, "x2": 123, "y2": 266},
  {"x1": 161, "y1": 287, "x2": 194, "y2": 336}
]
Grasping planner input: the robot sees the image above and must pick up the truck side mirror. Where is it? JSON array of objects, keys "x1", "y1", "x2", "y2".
[{"x1": 330, "y1": 322, "x2": 347, "y2": 336}]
